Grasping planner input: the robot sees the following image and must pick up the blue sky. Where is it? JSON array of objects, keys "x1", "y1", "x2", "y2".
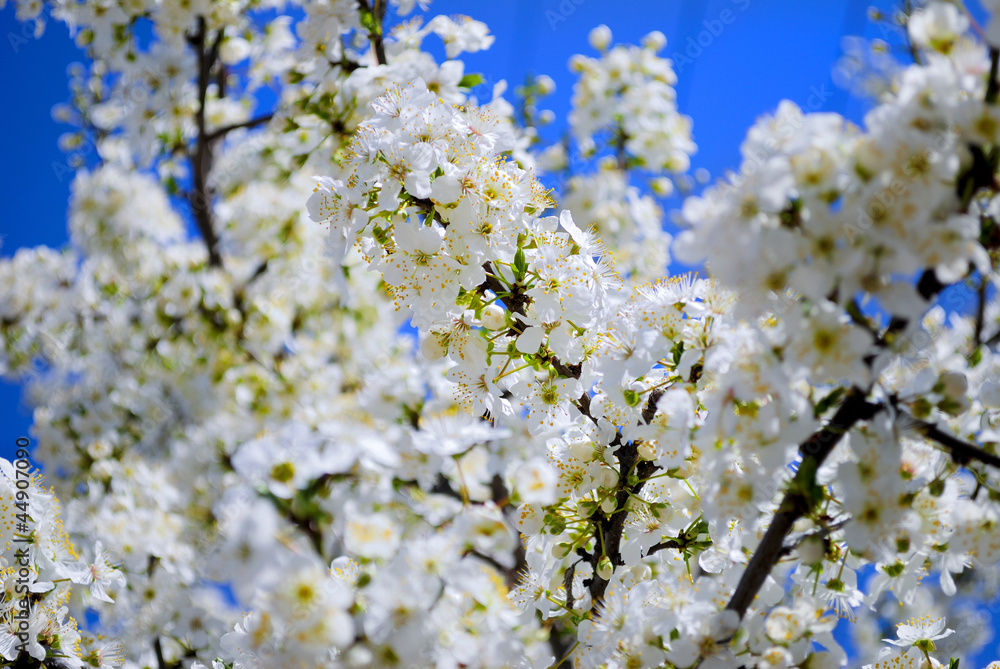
[
  {"x1": 3, "y1": 1, "x2": 997, "y2": 662},
  {"x1": 0, "y1": 0, "x2": 889, "y2": 450}
]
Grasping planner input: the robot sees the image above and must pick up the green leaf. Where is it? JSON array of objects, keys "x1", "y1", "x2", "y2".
[
  {"x1": 670, "y1": 339, "x2": 685, "y2": 366},
  {"x1": 813, "y1": 386, "x2": 846, "y2": 418},
  {"x1": 513, "y1": 247, "x2": 527, "y2": 281},
  {"x1": 970, "y1": 345, "x2": 983, "y2": 367},
  {"x1": 459, "y1": 73, "x2": 485, "y2": 89},
  {"x1": 789, "y1": 457, "x2": 824, "y2": 512},
  {"x1": 358, "y1": 8, "x2": 377, "y2": 34}
]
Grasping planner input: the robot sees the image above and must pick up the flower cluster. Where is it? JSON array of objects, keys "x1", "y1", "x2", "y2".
[
  {"x1": 2, "y1": 0, "x2": 1000, "y2": 667},
  {"x1": 560, "y1": 167, "x2": 671, "y2": 283},
  {"x1": 554, "y1": 26, "x2": 695, "y2": 284},
  {"x1": 568, "y1": 25, "x2": 695, "y2": 173},
  {"x1": 0, "y1": 457, "x2": 125, "y2": 668}
]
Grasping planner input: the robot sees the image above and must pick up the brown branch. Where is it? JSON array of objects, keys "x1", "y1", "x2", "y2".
[
  {"x1": 357, "y1": 0, "x2": 387, "y2": 66},
  {"x1": 588, "y1": 391, "x2": 663, "y2": 607},
  {"x1": 466, "y1": 548, "x2": 510, "y2": 575},
  {"x1": 205, "y1": 113, "x2": 275, "y2": 142},
  {"x1": 722, "y1": 388, "x2": 881, "y2": 622},
  {"x1": 645, "y1": 539, "x2": 682, "y2": 557},
  {"x1": 245, "y1": 258, "x2": 270, "y2": 286},
  {"x1": 575, "y1": 392, "x2": 599, "y2": 425},
  {"x1": 154, "y1": 637, "x2": 168, "y2": 669},
  {"x1": 482, "y1": 262, "x2": 530, "y2": 322},
  {"x1": 986, "y1": 329, "x2": 1000, "y2": 349},
  {"x1": 987, "y1": 47, "x2": 1000, "y2": 106},
  {"x1": 284, "y1": 505, "x2": 326, "y2": 558},
  {"x1": 430, "y1": 473, "x2": 464, "y2": 501},
  {"x1": 776, "y1": 519, "x2": 850, "y2": 560},
  {"x1": 187, "y1": 16, "x2": 224, "y2": 267},
  {"x1": 614, "y1": 123, "x2": 628, "y2": 170},
  {"x1": 973, "y1": 275, "x2": 988, "y2": 356},
  {"x1": 490, "y1": 473, "x2": 527, "y2": 588},
  {"x1": 216, "y1": 60, "x2": 227, "y2": 99},
  {"x1": 909, "y1": 414, "x2": 1000, "y2": 470}
]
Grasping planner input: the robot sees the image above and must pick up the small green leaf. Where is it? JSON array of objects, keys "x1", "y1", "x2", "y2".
[
  {"x1": 513, "y1": 247, "x2": 527, "y2": 281},
  {"x1": 813, "y1": 386, "x2": 846, "y2": 418},
  {"x1": 459, "y1": 73, "x2": 485, "y2": 89}
]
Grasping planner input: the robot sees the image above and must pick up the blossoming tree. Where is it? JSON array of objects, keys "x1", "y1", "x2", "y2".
[{"x1": 3, "y1": 0, "x2": 1000, "y2": 667}]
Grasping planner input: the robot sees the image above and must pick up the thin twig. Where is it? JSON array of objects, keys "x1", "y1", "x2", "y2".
[
  {"x1": 205, "y1": 113, "x2": 275, "y2": 142},
  {"x1": 723, "y1": 388, "x2": 880, "y2": 622},
  {"x1": 987, "y1": 48, "x2": 1000, "y2": 106},
  {"x1": 908, "y1": 414, "x2": 1000, "y2": 470},
  {"x1": 776, "y1": 519, "x2": 850, "y2": 559},
  {"x1": 973, "y1": 275, "x2": 988, "y2": 356},
  {"x1": 644, "y1": 539, "x2": 681, "y2": 557},
  {"x1": 154, "y1": 637, "x2": 168, "y2": 669}
]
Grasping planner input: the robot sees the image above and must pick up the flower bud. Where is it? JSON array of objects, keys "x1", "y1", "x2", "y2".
[
  {"x1": 939, "y1": 371, "x2": 967, "y2": 399},
  {"x1": 597, "y1": 556, "x2": 614, "y2": 580},
  {"x1": 51, "y1": 103, "x2": 74, "y2": 123},
  {"x1": 650, "y1": 177, "x2": 674, "y2": 197},
  {"x1": 601, "y1": 496, "x2": 617, "y2": 514},
  {"x1": 589, "y1": 25, "x2": 612, "y2": 51},
  {"x1": 672, "y1": 459, "x2": 694, "y2": 479},
  {"x1": 642, "y1": 30, "x2": 667, "y2": 51},
  {"x1": 345, "y1": 645, "x2": 375, "y2": 667},
  {"x1": 937, "y1": 371, "x2": 970, "y2": 416},
  {"x1": 480, "y1": 304, "x2": 506, "y2": 330},
  {"x1": 91, "y1": 459, "x2": 115, "y2": 481},
  {"x1": 981, "y1": 380, "x2": 1000, "y2": 409},
  {"x1": 535, "y1": 74, "x2": 555, "y2": 96},
  {"x1": 796, "y1": 535, "x2": 825, "y2": 565},
  {"x1": 552, "y1": 542, "x2": 571, "y2": 559}
]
